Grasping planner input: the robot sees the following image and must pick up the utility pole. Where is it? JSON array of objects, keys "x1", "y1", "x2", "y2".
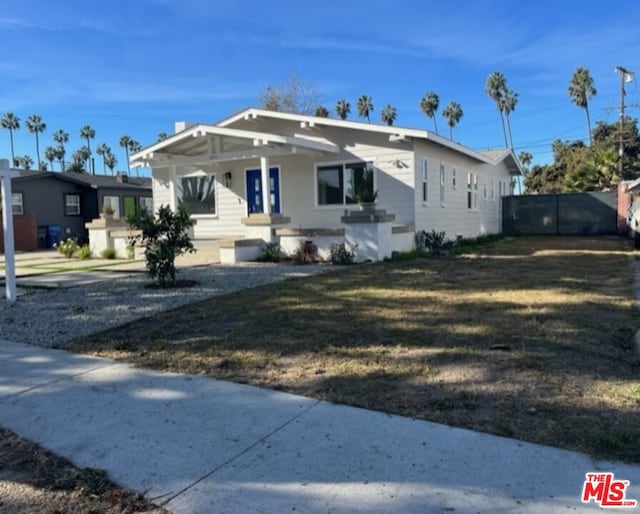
[{"x1": 616, "y1": 66, "x2": 634, "y2": 177}]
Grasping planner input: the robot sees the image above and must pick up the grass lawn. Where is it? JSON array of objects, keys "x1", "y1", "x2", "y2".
[{"x1": 66, "y1": 236, "x2": 640, "y2": 462}]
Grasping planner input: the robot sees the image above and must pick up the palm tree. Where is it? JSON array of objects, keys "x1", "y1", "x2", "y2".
[
  {"x1": 52, "y1": 129, "x2": 69, "y2": 170},
  {"x1": 95, "y1": 143, "x2": 111, "y2": 174},
  {"x1": 314, "y1": 106, "x2": 329, "y2": 118},
  {"x1": 54, "y1": 146, "x2": 65, "y2": 171},
  {"x1": 335, "y1": 99, "x2": 351, "y2": 120},
  {"x1": 128, "y1": 140, "x2": 142, "y2": 176},
  {"x1": 157, "y1": 132, "x2": 169, "y2": 142},
  {"x1": 44, "y1": 146, "x2": 58, "y2": 171},
  {"x1": 16, "y1": 155, "x2": 34, "y2": 170},
  {"x1": 79, "y1": 125, "x2": 96, "y2": 174},
  {"x1": 1, "y1": 112, "x2": 20, "y2": 166},
  {"x1": 25, "y1": 115, "x2": 46, "y2": 168},
  {"x1": 119, "y1": 135, "x2": 132, "y2": 174},
  {"x1": 442, "y1": 101, "x2": 463, "y2": 140},
  {"x1": 70, "y1": 147, "x2": 90, "y2": 173},
  {"x1": 104, "y1": 152, "x2": 118, "y2": 174},
  {"x1": 518, "y1": 151, "x2": 533, "y2": 173},
  {"x1": 485, "y1": 72, "x2": 508, "y2": 148},
  {"x1": 419, "y1": 92, "x2": 440, "y2": 134},
  {"x1": 356, "y1": 95, "x2": 374, "y2": 122},
  {"x1": 501, "y1": 88, "x2": 518, "y2": 148},
  {"x1": 568, "y1": 67, "x2": 597, "y2": 145},
  {"x1": 380, "y1": 105, "x2": 397, "y2": 126}
]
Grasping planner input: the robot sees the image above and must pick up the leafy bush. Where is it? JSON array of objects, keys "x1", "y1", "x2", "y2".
[
  {"x1": 258, "y1": 242, "x2": 286, "y2": 262},
  {"x1": 100, "y1": 247, "x2": 117, "y2": 259},
  {"x1": 293, "y1": 239, "x2": 318, "y2": 264},
  {"x1": 415, "y1": 230, "x2": 452, "y2": 255},
  {"x1": 76, "y1": 244, "x2": 92, "y2": 260},
  {"x1": 126, "y1": 204, "x2": 195, "y2": 286},
  {"x1": 55, "y1": 238, "x2": 79, "y2": 258},
  {"x1": 329, "y1": 242, "x2": 356, "y2": 264}
]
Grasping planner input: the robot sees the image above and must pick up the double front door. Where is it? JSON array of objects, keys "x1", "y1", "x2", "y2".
[{"x1": 246, "y1": 167, "x2": 280, "y2": 214}]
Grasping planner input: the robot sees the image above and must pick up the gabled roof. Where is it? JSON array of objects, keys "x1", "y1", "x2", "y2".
[
  {"x1": 479, "y1": 149, "x2": 524, "y2": 175},
  {"x1": 13, "y1": 172, "x2": 151, "y2": 190}
]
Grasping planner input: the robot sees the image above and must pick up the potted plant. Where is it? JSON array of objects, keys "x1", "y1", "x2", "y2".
[
  {"x1": 101, "y1": 204, "x2": 115, "y2": 220},
  {"x1": 351, "y1": 167, "x2": 378, "y2": 212}
]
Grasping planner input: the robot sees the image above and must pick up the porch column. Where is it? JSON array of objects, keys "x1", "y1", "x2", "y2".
[
  {"x1": 169, "y1": 165, "x2": 177, "y2": 211},
  {"x1": 1, "y1": 160, "x2": 16, "y2": 303},
  {"x1": 260, "y1": 156, "x2": 271, "y2": 215}
]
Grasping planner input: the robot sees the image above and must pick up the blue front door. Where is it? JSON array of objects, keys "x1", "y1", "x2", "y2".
[{"x1": 246, "y1": 167, "x2": 280, "y2": 214}]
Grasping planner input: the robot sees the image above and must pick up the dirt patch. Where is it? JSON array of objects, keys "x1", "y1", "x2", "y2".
[
  {"x1": 67, "y1": 236, "x2": 640, "y2": 462},
  {"x1": 0, "y1": 428, "x2": 167, "y2": 514}
]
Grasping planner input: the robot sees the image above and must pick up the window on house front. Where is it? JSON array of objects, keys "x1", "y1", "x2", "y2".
[
  {"x1": 491, "y1": 179, "x2": 495, "y2": 201},
  {"x1": 483, "y1": 179, "x2": 487, "y2": 201},
  {"x1": 65, "y1": 194, "x2": 80, "y2": 215},
  {"x1": 422, "y1": 159, "x2": 428, "y2": 204},
  {"x1": 139, "y1": 196, "x2": 153, "y2": 213},
  {"x1": 103, "y1": 195, "x2": 120, "y2": 218},
  {"x1": 317, "y1": 161, "x2": 374, "y2": 206},
  {"x1": 439, "y1": 163, "x2": 446, "y2": 206},
  {"x1": 11, "y1": 193, "x2": 23, "y2": 215},
  {"x1": 178, "y1": 174, "x2": 216, "y2": 215}
]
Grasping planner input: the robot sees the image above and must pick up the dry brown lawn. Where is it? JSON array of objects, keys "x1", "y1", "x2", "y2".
[{"x1": 66, "y1": 236, "x2": 640, "y2": 462}]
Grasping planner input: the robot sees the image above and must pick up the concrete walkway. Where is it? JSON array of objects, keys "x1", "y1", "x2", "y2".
[{"x1": 1, "y1": 339, "x2": 638, "y2": 514}]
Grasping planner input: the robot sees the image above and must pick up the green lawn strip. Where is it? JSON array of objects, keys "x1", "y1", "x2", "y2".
[{"x1": 67, "y1": 236, "x2": 640, "y2": 462}]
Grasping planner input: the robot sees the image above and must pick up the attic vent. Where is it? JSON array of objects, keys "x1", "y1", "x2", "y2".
[{"x1": 116, "y1": 172, "x2": 128, "y2": 183}]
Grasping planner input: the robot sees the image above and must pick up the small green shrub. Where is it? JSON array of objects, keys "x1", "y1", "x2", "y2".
[
  {"x1": 293, "y1": 239, "x2": 318, "y2": 264},
  {"x1": 258, "y1": 242, "x2": 286, "y2": 262},
  {"x1": 100, "y1": 247, "x2": 117, "y2": 260},
  {"x1": 329, "y1": 242, "x2": 356, "y2": 264},
  {"x1": 415, "y1": 230, "x2": 451, "y2": 254},
  {"x1": 55, "y1": 238, "x2": 79, "y2": 258},
  {"x1": 76, "y1": 244, "x2": 92, "y2": 260}
]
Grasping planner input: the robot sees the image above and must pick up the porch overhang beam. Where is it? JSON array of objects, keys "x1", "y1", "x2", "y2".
[{"x1": 146, "y1": 147, "x2": 302, "y2": 166}]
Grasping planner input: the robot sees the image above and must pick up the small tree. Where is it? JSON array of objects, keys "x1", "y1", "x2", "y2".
[{"x1": 127, "y1": 204, "x2": 195, "y2": 287}]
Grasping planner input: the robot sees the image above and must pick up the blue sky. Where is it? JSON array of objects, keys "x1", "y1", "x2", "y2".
[{"x1": 1, "y1": 0, "x2": 639, "y2": 176}]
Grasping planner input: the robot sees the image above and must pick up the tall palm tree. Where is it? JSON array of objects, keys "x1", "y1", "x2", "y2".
[
  {"x1": 314, "y1": 106, "x2": 329, "y2": 118},
  {"x1": 119, "y1": 135, "x2": 132, "y2": 174},
  {"x1": 79, "y1": 125, "x2": 96, "y2": 174},
  {"x1": 44, "y1": 146, "x2": 58, "y2": 171},
  {"x1": 54, "y1": 146, "x2": 65, "y2": 171},
  {"x1": 25, "y1": 115, "x2": 46, "y2": 168},
  {"x1": 335, "y1": 99, "x2": 351, "y2": 120},
  {"x1": 95, "y1": 143, "x2": 111, "y2": 174},
  {"x1": 356, "y1": 95, "x2": 374, "y2": 122},
  {"x1": 1, "y1": 112, "x2": 20, "y2": 166},
  {"x1": 518, "y1": 151, "x2": 533, "y2": 173},
  {"x1": 442, "y1": 101, "x2": 463, "y2": 140},
  {"x1": 501, "y1": 88, "x2": 518, "y2": 148},
  {"x1": 485, "y1": 72, "x2": 508, "y2": 148},
  {"x1": 157, "y1": 132, "x2": 169, "y2": 142},
  {"x1": 104, "y1": 152, "x2": 118, "y2": 174},
  {"x1": 16, "y1": 155, "x2": 34, "y2": 170},
  {"x1": 380, "y1": 105, "x2": 397, "y2": 126},
  {"x1": 419, "y1": 92, "x2": 440, "y2": 134},
  {"x1": 568, "y1": 67, "x2": 597, "y2": 145},
  {"x1": 128, "y1": 140, "x2": 142, "y2": 176},
  {"x1": 70, "y1": 147, "x2": 90, "y2": 173},
  {"x1": 52, "y1": 129, "x2": 69, "y2": 170}
]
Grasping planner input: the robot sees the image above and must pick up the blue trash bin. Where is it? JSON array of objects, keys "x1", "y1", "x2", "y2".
[{"x1": 46, "y1": 224, "x2": 61, "y2": 248}]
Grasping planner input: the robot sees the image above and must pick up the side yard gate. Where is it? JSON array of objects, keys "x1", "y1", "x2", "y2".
[{"x1": 502, "y1": 192, "x2": 618, "y2": 236}]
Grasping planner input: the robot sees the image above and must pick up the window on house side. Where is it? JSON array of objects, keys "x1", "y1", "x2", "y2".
[
  {"x1": 103, "y1": 195, "x2": 120, "y2": 218},
  {"x1": 422, "y1": 159, "x2": 428, "y2": 204},
  {"x1": 139, "y1": 197, "x2": 153, "y2": 213},
  {"x1": 452, "y1": 168, "x2": 456, "y2": 189},
  {"x1": 483, "y1": 179, "x2": 487, "y2": 201},
  {"x1": 178, "y1": 174, "x2": 216, "y2": 215},
  {"x1": 467, "y1": 172, "x2": 473, "y2": 210},
  {"x1": 65, "y1": 194, "x2": 80, "y2": 215},
  {"x1": 11, "y1": 193, "x2": 23, "y2": 215}
]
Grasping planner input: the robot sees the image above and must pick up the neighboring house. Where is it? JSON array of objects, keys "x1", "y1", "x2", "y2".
[
  {"x1": 131, "y1": 108, "x2": 522, "y2": 261},
  {"x1": 10, "y1": 171, "x2": 152, "y2": 247}
]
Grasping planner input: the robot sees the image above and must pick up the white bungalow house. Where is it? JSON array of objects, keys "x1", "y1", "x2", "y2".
[{"x1": 130, "y1": 108, "x2": 522, "y2": 262}]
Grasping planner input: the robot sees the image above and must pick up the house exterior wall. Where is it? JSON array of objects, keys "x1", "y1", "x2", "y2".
[
  {"x1": 97, "y1": 186, "x2": 153, "y2": 219},
  {"x1": 412, "y1": 140, "x2": 512, "y2": 239}
]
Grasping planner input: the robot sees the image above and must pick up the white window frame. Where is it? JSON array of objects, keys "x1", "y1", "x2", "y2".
[
  {"x1": 315, "y1": 160, "x2": 375, "y2": 208},
  {"x1": 11, "y1": 193, "x2": 23, "y2": 215},
  {"x1": 421, "y1": 158, "x2": 428, "y2": 205},
  {"x1": 103, "y1": 195, "x2": 120, "y2": 219},
  {"x1": 65, "y1": 194, "x2": 80, "y2": 216},
  {"x1": 467, "y1": 172, "x2": 478, "y2": 211},
  {"x1": 139, "y1": 196, "x2": 153, "y2": 213},
  {"x1": 491, "y1": 178, "x2": 495, "y2": 202},
  {"x1": 483, "y1": 178, "x2": 488, "y2": 202},
  {"x1": 452, "y1": 168, "x2": 457, "y2": 190},
  {"x1": 439, "y1": 163, "x2": 446, "y2": 207}
]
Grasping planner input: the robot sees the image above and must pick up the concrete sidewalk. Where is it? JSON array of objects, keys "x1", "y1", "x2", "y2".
[{"x1": 0, "y1": 339, "x2": 638, "y2": 514}]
